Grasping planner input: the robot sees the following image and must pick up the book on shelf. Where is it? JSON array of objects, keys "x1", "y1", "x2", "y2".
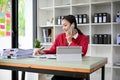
[{"x1": 42, "y1": 28, "x2": 53, "y2": 43}]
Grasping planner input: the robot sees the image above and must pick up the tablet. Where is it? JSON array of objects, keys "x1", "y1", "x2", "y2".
[{"x1": 56, "y1": 46, "x2": 82, "y2": 61}]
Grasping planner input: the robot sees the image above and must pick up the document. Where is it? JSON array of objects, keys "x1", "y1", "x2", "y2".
[{"x1": 32, "y1": 54, "x2": 56, "y2": 59}]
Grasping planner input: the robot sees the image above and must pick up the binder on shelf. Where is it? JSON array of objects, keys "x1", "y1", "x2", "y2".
[
  {"x1": 108, "y1": 34, "x2": 111, "y2": 44},
  {"x1": 102, "y1": 13, "x2": 110, "y2": 23},
  {"x1": 102, "y1": 13, "x2": 107, "y2": 23},
  {"x1": 98, "y1": 34, "x2": 103, "y2": 44},
  {"x1": 57, "y1": 16, "x2": 62, "y2": 25},
  {"x1": 93, "y1": 13, "x2": 98, "y2": 23},
  {"x1": 93, "y1": 34, "x2": 99, "y2": 44},
  {"x1": 78, "y1": 14, "x2": 83, "y2": 24},
  {"x1": 61, "y1": 16, "x2": 64, "y2": 22},
  {"x1": 83, "y1": 14, "x2": 87, "y2": 23},
  {"x1": 103, "y1": 34, "x2": 111, "y2": 44},
  {"x1": 103, "y1": 34, "x2": 108, "y2": 44},
  {"x1": 93, "y1": 34, "x2": 111, "y2": 44},
  {"x1": 98, "y1": 13, "x2": 102, "y2": 23},
  {"x1": 75, "y1": 15, "x2": 79, "y2": 24}
]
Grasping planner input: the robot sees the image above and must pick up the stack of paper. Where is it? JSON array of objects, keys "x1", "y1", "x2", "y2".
[
  {"x1": 1, "y1": 49, "x2": 33, "y2": 59},
  {"x1": 12, "y1": 49, "x2": 33, "y2": 58}
]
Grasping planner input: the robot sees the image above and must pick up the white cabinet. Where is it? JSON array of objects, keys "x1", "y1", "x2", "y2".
[{"x1": 37, "y1": 0, "x2": 120, "y2": 79}]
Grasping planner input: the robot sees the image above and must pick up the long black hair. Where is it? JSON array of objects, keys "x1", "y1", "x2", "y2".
[{"x1": 62, "y1": 15, "x2": 83, "y2": 35}]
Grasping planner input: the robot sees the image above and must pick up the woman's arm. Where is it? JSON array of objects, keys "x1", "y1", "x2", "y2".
[{"x1": 44, "y1": 35, "x2": 60, "y2": 54}]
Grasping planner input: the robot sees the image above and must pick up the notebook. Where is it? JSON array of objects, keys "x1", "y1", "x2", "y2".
[{"x1": 56, "y1": 46, "x2": 82, "y2": 61}]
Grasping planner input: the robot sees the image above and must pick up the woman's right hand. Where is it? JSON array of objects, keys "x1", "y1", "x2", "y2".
[{"x1": 34, "y1": 49, "x2": 45, "y2": 56}]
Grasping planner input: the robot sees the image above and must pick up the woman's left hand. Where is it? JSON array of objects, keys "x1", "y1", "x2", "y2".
[
  {"x1": 66, "y1": 29, "x2": 77, "y2": 44},
  {"x1": 66, "y1": 31, "x2": 72, "y2": 44}
]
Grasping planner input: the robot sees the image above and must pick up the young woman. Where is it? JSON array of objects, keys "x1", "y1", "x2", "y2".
[
  {"x1": 35, "y1": 15, "x2": 88, "y2": 80},
  {"x1": 35, "y1": 15, "x2": 88, "y2": 56}
]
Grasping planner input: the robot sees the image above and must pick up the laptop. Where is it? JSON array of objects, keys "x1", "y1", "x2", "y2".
[{"x1": 56, "y1": 46, "x2": 82, "y2": 62}]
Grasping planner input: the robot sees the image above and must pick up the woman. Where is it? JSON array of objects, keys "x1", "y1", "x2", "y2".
[{"x1": 35, "y1": 15, "x2": 88, "y2": 80}]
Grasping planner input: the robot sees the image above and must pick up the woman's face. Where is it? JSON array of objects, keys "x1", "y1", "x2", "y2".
[{"x1": 62, "y1": 19, "x2": 71, "y2": 32}]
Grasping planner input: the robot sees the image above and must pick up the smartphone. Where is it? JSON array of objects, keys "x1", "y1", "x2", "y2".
[{"x1": 68, "y1": 24, "x2": 75, "y2": 34}]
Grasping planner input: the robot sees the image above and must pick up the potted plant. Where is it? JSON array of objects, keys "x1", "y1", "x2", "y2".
[
  {"x1": 33, "y1": 39, "x2": 42, "y2": 55},
  {"x1": 34, "y1": 39, "x2": 42, "y2": 48}
]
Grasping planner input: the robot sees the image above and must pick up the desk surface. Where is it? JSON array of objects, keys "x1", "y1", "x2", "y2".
[{"x1": 0, "y1": 56, "x2": 107, "y2": 73}]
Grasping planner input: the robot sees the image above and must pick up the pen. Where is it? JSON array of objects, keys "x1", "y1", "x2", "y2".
[{"x1": 40, "y1": 47, "x2": 45, "y2": 50}]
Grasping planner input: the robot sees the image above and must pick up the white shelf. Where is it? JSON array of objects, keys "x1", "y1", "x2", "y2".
[
  {"x1": 38, "y1": 25, "x2": 54, "y2": 28},
  {"x1": 55, "y1": 24, "x2": 90, "y2": 27},
  {"x1": 55, "y1": 5, "x2": 71, "y2": 8},
  {"x1": 37, "y1": 0, "x2": 120, "y2": 80},
  {"x1": 113, "y1": 66, "x2": 120, "y2": 69},
  {"x1": 39, "y1": 7, "x2": 53, "y2": 10},
  {"x1": 113, "y1": 44, "x2": 120, "y2": 46},
  {"x1": 77, "y1": 23, "x2": 90, "y2": 26},
  {"x1": 113, "y1": 22, "x2": 120, "y2": 25},
  {"x1": 91, "y1": 44, "x2": 112, "y2": 47},
  {"x1": 72, "y1": 3, "x2": 90, "y2": 6},
  {"x1": 55, "y1": 25, "x2": 62, "y2": 27},
  {"x1": 91, "y1": 23, "x2": 111, "y2": 25}
]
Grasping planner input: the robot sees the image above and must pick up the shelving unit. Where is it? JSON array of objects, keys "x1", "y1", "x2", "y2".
[{"x1": 37, "y1": 0, "x2": 120, "y2": 80}]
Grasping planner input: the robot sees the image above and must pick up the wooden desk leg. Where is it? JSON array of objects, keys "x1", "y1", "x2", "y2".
[
  {"x1": 101, "y1": 66, "x2": 105, "y2": 80},
  {"x1": 12, "y1": 70, "x2": 18, "y2": 80}
]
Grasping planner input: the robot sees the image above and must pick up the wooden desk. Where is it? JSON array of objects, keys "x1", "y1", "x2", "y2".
[{"x1": 0, "y1": 56, "x2": 107, "y2": 80}]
